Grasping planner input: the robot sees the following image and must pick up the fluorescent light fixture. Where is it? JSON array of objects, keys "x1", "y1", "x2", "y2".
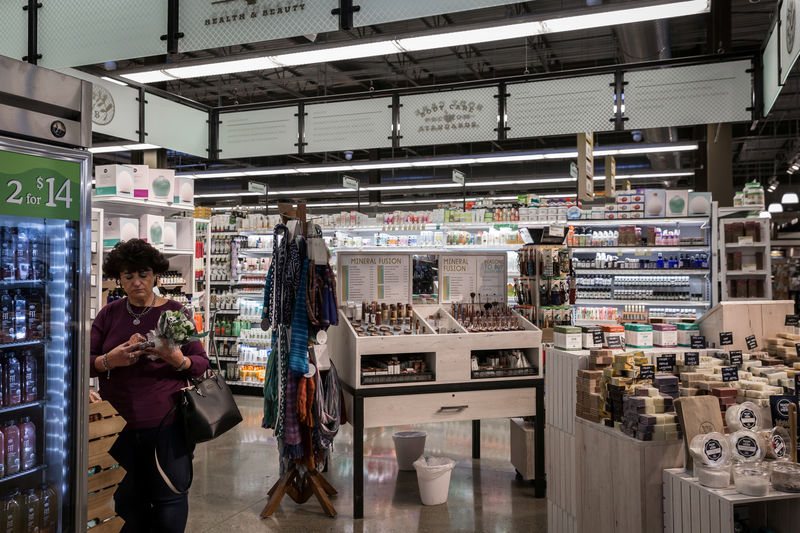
[
  {"x1": 194, "y1": 192, "x2": 263, "y2": 198},
  {"x1": 101, "y1": 76, "x2": 128, "y2": 86},
  {"x1": 305, "y1": 201, "x2": 362, "y2": 208},
  {"x1": 244, "y1": 169, "x2": 299, "y2": 176},
  {"x1": 121, "y1": 1, "x2": 710, "y2": 83},
  {"x1": 273, "y1": 41, "x2": 401, "y2": 67},
  {"x1": 468, "y1": 178, "x2": 575, "y2": 186},
  {"x1": 768, "y1": 203, "x2": 784, "y2": 213},
  {"x1": 363, "y1": 183, "x2": 459, "y2": 191},
  {"x1": 88, "y1": 143, "x2": 161, "y2": 153},
  {"x1": 782, "y1": 192, "x2": 799, "y2": 204},
  {"x1": 792, "y1": 164, "x2": 800, "y2": 170},
  {"x1": 187, "y1": 143, "x2": 700, "y2": 179}
]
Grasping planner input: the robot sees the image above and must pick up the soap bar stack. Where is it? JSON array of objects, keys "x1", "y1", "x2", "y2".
[
  {"x1": 711, "y1": 387, "x2": 737, "y2": 424},
  {"x1": 620, "y1": 388, "x2": 679, "y2": 441},
  {"x1": 576, "y1": 369, "x2": 604, "y2": 423},
  {"x1": 589, "y1": 349, "x2": 614, "y2": 370},
  {"x1": 766, "y1": 333, "x2": 800, "y2": 364},
  {"x1": 654, "y1": 374, "x2": 680, "y2": 399}
]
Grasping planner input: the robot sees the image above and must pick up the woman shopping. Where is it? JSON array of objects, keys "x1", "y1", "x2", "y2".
[{"x1": 90, "y1": 239, "x2": 209, "y2": 533}]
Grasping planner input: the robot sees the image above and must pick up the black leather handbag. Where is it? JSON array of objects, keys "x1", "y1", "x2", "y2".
[{"x1": 156, "y1": 331, "x2": 243, "y2": 493}]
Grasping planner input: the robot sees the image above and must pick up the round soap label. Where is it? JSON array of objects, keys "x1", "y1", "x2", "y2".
[
  {"x1": 736, "y1": 436, "x2": 758, "y2": 458},
  {"x1": 773, "y1": 435, "x2": 787, "y2": 458},
  {"x1": 778, "y1": 399, "x2": 791, "y2": 418},
  {"x1": 739, "y1": 408, "x2": 757, "y2": 429},
  {"x1": 704, "y1": 439, "x2": 723, "y2": 462}
]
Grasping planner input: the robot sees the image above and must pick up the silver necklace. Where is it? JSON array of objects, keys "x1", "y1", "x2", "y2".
[{"x1": 126, "y1": 294, "x2": 156, "y2": 325}]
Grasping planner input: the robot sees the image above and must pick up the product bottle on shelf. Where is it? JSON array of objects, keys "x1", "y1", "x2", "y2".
[
  {"x1": 37, "y1": 484, "x2": 57, "y2": 533},
  {"x1": 19, "y1": 488, "x2": 39, "y2": 533},
  {"x1": 12, "y1": 290, "x2": 26, "y2": 341},
  {"x1": 3, "y1": 419, "x2": 20, "y2": 475},
  {"x1": 0, "y1": 492, "x2": 21, "y2": 532},
  {"x1": 15, "y1": 227, "x2": 30, "y2": 281},
  {"x1": 1, "y1": 228, "x2": 16, "y2": 281},
  {"x1": 19, "y1": 417, "x2": 35, "y2": 471},
  {"x1": 27, "y1": 290, "x2": 44, "y2": 341},
  {"x1": 1, "y1": 290, "x2": 14, "y2": 343},
  {"x1": 21, "y1": 350, "x2": 37, "y2": 403},
  {"x1": 4, "y1": 352, "x2": 21, "y2": 406}
]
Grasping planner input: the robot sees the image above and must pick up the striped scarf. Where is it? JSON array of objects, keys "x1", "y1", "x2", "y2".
[
  {"x1": 262, "y1": 225, "x2": 302, "y2": 329},
  {"x1": 288, "y1": 258, "x2": 310, "y2": 376}
]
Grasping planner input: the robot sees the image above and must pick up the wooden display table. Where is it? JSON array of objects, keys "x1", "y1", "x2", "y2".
[
  {"x1": 698, "y1": 300, "x2": 795, "y2": 352},
  {"x1": 663, "y1": 468, "x2": 800, "y2": 533},
  {"x1": 575, "y1": 417, "x2": 684, "y2": 533}
]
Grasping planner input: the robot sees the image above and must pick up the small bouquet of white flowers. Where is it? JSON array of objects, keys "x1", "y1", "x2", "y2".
[{"x1": 144, "y1": 309, "x2": 208, "y2": 360}]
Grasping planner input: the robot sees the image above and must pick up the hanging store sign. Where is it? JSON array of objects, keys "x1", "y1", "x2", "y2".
[
  {"x1": 342, "y1": 176, "x2": 359, "y2": 190},
  {"x1": 145, "y1": 94, "x2": 209, "y2": 157},
  {"x1": 0, "y1": 149, "x2": 80, "y2": 221},
  {"x1": 624, "y1": 60, "x2": 752, "y2": 130},
  {"x1": 58, "y1": 69, "x2": 140, "y2": 143},
  {"x1": 39, "y1": 0, "x2": 166, "y2": 68},
  {"x1": 452, "y1": 169, "x2": 466, "y2": 185},
  {"x1": 353, "y1": 0, "x2": 519, "y2": 27},
  {"x1": 179, "y1": 0, "x2": 338, "y2": 54},
  {"x1": 781, "y1": 0, "x2": 800, "y2": 83},
  {"x1": 305, "y1": 98, "x2": 392, "y2": 154},
  {"x1": 763, "y1": 24, "x2": 781, "y2": 117},
  {"x1": 248, "y1": 181, "x2": 267, "y2": 194},
  {"x1": 339, "y1": 253, "x2": 412, "y2": 304},
  {"x1": 399, "y1": 87, "x2": 498, "y2": 148},
  {"x1": 577, "y1": 132, "x2": 594, "y2": 203},
  {"x1": 219, "y1": 107, "x2": 298, "y2": 159},
  {"x1": 506, "y1": 75, "x2": 615, "y2": 139}
]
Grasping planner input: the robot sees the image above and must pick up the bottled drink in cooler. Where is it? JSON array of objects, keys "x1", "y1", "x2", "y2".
[
  {"x1": 3, "y1": 352, "x2": 21, "y2": 406},
  {"x1": 3, "y1": 420, "x2": 20, "y2": 475},
  {"x1": 28, "y1": 227, "x2": 45, "y2": 281},
  {"x1": 0, "y1": 491, "x2": 22, "y2": 533},
  {"x1": 19, "y1": 417, "x2": 35, "y2": 471},
  {"x1": 1, "y1": 290, "x2": 14, "y2": 343},
  {"x1": 13, "y1": 290, "x2": 26, "y2": 341},
  {"x1": 19, "y1": 488, "x2": 39, "y2": 533},
  {"x1": 27, "y1": 290, "x2": 44, "y2": 341},
  {"x1": 14, "y1": 227, "x2": 30, "y2": 281},
  {"x1": 37, "y1": 484, "x2": 57, "y2": 533},
  {"x1": 1, "y1": 227, "x2": 16, "y2": 281},
  {"x1": 0, "y1": 427, "x2": 4, "y2": 478},
  {"x1": 21, "y1": 350, "x2": 37, "y2": 403}
]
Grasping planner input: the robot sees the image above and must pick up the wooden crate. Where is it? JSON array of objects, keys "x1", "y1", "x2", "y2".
[
  {"x1": 663, "y1": 468, "x2": 800, "y2": 533},
  {"x1": 575, "y1": 417, "x2": 684, "y2": 533},
  {"x1": 698, "y1": 300, "x2": 795, "y2": 352},
  {"x1": 88, "y1": 401, "x2": 126, "y2": 533}
]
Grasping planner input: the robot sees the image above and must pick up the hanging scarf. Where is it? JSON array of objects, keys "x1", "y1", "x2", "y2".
[
  {"x1": 262, "y1": 327, "x2": 283, "y2": 429},
  {"x1": 262, "y1": 225, "x2": 303, "y2": 329},
  {"x1": 288, "y1": 257, "x2": 310, "y2": 375},
  {"x1": 283, "y1": 372, "x2": 303, "y2": 459},
  {"x1": 297, "y1": 374, "x2": 316, "y2": 427}
]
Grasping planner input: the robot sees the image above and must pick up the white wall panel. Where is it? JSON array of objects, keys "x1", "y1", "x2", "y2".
[
  {"x1": 399, "y1": 87, "x2": 497, "y2": 147},
  {"x1": 304, "y1": 98, "x2": 392, "y2": 154},
  {"x1": 219, "y1": 107, "x2": 298, "y2": 159},
  {"x1": 145, "y1": 94, "x2": 208, "y2": 157}
]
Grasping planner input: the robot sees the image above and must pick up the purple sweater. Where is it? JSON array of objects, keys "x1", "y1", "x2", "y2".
[{"x1": 90, "y1": 299, "x2": 209, "y2": 430}]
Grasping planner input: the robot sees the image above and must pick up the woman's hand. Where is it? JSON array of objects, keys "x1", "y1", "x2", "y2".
[
  {"x1": 105, "y1": 333, "x2": 148, "y2": 368},
  {"x1": 144, "y1": 343, "x2": 187, "y2": 369}
]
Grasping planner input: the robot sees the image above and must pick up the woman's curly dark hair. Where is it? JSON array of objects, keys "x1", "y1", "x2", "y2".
[{"x1": 103, "y1": 239, "x2": 170, "y2": 279}]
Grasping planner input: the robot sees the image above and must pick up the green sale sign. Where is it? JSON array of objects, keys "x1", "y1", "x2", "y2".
[{"x1": 0, "y1": 149, "x2": 80, "y2": 221}]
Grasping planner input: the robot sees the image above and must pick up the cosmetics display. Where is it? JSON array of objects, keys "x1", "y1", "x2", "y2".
[
  {"x1": 449, "y1": 302, "x2": 524, "y2": 332},
  {"x1": 343, "y1": 302, "x2": 428, "y2": 336},
  {"x1": 360, "y1": 353, "x2": 433, "y2": 385},
  {"x1": 470, "y1": 349, "x2": 536, "y2": 379}
]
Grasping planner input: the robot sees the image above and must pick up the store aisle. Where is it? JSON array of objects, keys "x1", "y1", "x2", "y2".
[{"x1": 186, "y1": 395, "x2": 547, "y2": 532}]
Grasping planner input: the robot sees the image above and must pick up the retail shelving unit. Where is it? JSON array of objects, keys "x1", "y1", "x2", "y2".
[
  {"x1": 717, "y1": 214, "x2": 772, "y2": 301},
  {"x1": 568, "y1": 213, "x2": 716, "y2": 322},
  {"x1": 90, "y1": 208, "x2": 104, "y2": 320}
]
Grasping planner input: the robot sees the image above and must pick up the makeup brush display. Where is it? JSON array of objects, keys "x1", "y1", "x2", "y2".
[
  {"x1": 450, "y1": 297, "x2": 524, "y2": 333},
  {"x1": 343, "y1": 301, "x2": 428, "y2": 336},
  {"x1": 471, "y1": 349, "x2": 537, "y2": 379}
]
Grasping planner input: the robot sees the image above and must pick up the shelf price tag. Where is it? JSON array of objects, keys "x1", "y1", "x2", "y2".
[
  {"x1": 592, "y1": 330, "x2": 604, "y2": 345},
  {"x1": 786, "y1": 315, "x2": 799, "y2": 327},
  {"x1": 745, "y1": 335, "x2": 757, "y2": 351},
  {"x1": 691, "y1": 335, "x2": 706, "y2": 349},
  {"x1": 729, "y1": 350, "x2": 743, "y2": 366},
  {"x1": 795, "y1": 374, "x2": 800, "y2": 398},
  {"x1": 684, "y1": 352, "x2": 700, "y2": 366},
  {"x1": 719, "y1": 332, "x2": 734, "y2": 346},
  {"x1": 606, "y1": 335, "x2": 623, "y2": 349},
  {"x1": 0, "y1": 149, "x2": 80, "y2": 220},
  {"x1": 795, "y1": 343, "x2": 800, "y2": 359},
  {"x1": 657, "y1": 354, "x2": 676, "y2": 372},
  {"x1": 722, "y1": 366, "x2": 739, "y2": 382},
  {"x1": 638, "y1": 364, "x2": 655, "y2": 380}
]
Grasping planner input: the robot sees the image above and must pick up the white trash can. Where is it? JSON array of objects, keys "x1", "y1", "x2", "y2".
[
  {"x1": 413, "y1": 456, "x2": 456, "y2": 505},
  {"x1": 392, "y1": 430, "x2": 427, "y2": 471}
]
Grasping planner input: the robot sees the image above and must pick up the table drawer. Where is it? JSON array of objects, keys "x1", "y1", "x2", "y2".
[{"x1": 363, "y1": 388, "x2": 536, "y2": 428}]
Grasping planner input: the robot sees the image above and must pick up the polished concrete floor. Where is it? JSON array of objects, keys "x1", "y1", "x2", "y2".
[{"x1": 186, "y1": 395, "x2": 547, "y2": 532}]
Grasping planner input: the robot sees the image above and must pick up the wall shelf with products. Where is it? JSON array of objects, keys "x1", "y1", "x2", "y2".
[
  {"x1": 718, "y1": 216, "x2": 772, "y2": 301},
  {"x1": 0, "y1": 400, "x2": 46, "y2": 416}
]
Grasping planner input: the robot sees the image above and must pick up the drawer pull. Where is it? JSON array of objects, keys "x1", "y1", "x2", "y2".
[{"x1": 437, "y1": 405, "x2": 469, "y2": 413}]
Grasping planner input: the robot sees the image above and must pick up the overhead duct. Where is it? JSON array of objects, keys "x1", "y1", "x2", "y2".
[{"x1": 614, "y1": 17, "x2": 681, "y2": 171}]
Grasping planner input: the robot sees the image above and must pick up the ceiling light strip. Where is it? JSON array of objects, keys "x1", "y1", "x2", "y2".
[{"x1": 121, "y1": 0, "x2": 710, "y2": 83}]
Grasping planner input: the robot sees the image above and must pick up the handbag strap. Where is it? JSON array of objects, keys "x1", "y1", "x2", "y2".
[{"x1": 154, "y1": 402, "x2": 193, "y2": 495}]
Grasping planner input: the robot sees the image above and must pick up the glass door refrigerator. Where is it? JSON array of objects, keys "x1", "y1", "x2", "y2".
[{"x1": 0, "y1": 56, "x2": 92, "y2": 533}]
